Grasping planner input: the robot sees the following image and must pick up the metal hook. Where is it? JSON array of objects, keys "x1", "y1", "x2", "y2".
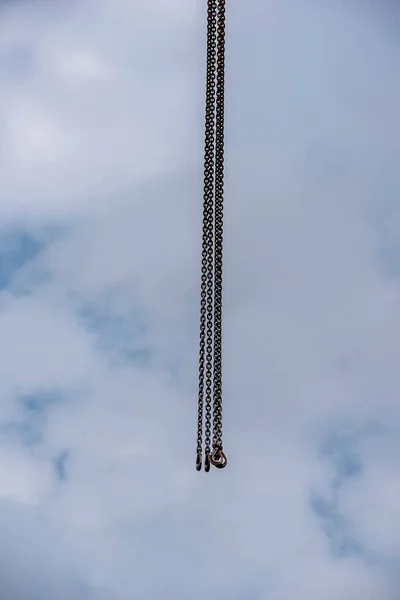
[{"x1": 210, "y1": 447, "x2": 227, "y2": 469}]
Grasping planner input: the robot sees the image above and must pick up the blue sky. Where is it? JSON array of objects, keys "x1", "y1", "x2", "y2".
[{"x1": 0, "y1": 0, "x2": 400, "y2": 598}]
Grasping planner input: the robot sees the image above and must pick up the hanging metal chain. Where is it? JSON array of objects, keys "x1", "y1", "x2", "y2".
[{"x1": 196, "y1": 0, "x2": 227, "y2": 473}]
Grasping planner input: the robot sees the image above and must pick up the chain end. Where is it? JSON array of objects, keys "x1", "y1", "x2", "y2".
[
  {"x1": 205, "y1": 451, "x2": 211, "y2": 472},
  {"x1": 196, "y1": 451, "x2": 202, "y2": 471},
  {"x1": 210, "y1": 447, "x2": 227, "y2": 469}
]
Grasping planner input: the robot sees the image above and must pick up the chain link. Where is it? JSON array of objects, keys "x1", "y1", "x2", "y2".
[{"x1": 196, "y1": 0, "x2": 227, "y2": 472}]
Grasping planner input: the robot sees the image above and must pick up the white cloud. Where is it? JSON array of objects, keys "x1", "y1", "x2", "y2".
[{"x1": 0, "y1": 0, "x2": 197, "y2": 220}]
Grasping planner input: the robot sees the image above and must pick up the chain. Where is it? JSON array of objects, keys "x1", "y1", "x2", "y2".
[{"x1": 196, "y1": 0, "x2": 227, "y2": 472}]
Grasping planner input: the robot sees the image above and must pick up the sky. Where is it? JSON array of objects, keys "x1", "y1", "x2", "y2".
[{"x1": 0, "y1": 0, "x2": 400, "y2": 598}]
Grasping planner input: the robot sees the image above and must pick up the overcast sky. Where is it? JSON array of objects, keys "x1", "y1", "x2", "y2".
[{"x1": 0, "y1": 0, "x2": 400, "y2": 598}]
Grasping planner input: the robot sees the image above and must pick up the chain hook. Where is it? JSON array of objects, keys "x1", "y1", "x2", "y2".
[{"x1": 210, "y1": 447, "x2": 227, "y2": 469}]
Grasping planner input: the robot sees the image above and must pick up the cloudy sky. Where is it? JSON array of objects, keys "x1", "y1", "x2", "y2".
[{"x1": 0, "y1": 0, "x2": 400, "y2": 598}]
